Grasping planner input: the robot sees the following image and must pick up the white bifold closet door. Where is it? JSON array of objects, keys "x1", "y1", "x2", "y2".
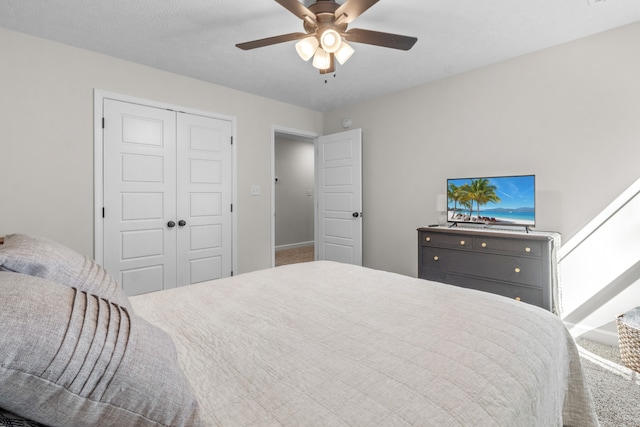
[{"x1": 103, "y1": 99, "x2": 232, "y2": 296}]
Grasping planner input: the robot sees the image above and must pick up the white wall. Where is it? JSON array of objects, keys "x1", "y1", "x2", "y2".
[
  {"x1": 559, "y1": 179, "x2": 640, "y2": 345},
  {"x1": 274, "y1": 135, "x2": 315, "y2": 248},
  {"x1": 2, "y1": 22, "x2": 640, "y2": 340},
  {"x1": 324, "y1": 22, "x2": 640, "y2": 274},
  {"x1": 0, "y1": 27, "x2": 323, "y2": 274},
  {"x1": 324, "y1": 22, "x2": 640, "y2": 340}
]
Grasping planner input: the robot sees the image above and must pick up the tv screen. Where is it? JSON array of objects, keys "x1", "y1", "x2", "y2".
[{"x1": 446, "y1": 175, "x2": 535, "y2": 227}]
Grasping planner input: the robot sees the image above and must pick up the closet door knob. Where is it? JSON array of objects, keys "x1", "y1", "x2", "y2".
[
  {"x1": 178, "y1": 220, "x2": 187, "y2": 226},
  {"x1": 167, "y1": 221, "x2": 176, "y2": 228}
]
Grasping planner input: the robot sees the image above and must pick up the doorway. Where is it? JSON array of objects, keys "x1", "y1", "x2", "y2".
[
  {"x1": 273, "y1": 130, "x2": 317, "y2": 266},
  {"x1": 270, "y1": 126, "x2": 363, "y2": 268}
]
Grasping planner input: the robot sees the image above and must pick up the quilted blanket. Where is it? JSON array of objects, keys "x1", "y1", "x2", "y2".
[{"x1": 130, "y1": 261, "x2": 598, "y2": 427}]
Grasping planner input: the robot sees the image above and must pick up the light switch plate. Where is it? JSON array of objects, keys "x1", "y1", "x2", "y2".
[{"x1": 250, "y1": 184, "x2": 261, "y2": 196}]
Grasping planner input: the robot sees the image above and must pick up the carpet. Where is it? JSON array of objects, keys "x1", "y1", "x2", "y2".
[
  {"x1": 275, "y1": 245, "x2": 314, "y2": 267},
  {"x1": 576, "y1": 337, "x2": 640, "y2": 427}
]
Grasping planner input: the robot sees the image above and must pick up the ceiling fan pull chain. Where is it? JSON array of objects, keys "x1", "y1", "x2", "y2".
[{"x1": 324, "y1": 72, "x2": 337, "y2": 84}]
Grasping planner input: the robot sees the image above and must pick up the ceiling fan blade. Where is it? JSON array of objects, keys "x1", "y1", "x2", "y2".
[
  {"x1": 343, "y1": 28, "x2": 417, "y2": 51},
  {"x1": 236, "y1": 32, "x2": 309, "y2": 50},
  {"x1": 274, "y1": 0, "x2": 316, "y2": 22},
  {"x1": 334, "y1": 0, "x2": 380, "y2": 24}
]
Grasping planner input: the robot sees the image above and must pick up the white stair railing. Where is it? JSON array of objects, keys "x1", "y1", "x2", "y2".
[
  {"x1": 559, "y1": 176, "x2": 640, "y2": 344},
  {"x1": 559, "y1": 176, "x2": 640, "y2": 262}
]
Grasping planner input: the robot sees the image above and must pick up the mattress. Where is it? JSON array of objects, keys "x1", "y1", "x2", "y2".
[{"x1": 130, "y1": 261, "x2": 598, "y2": 426}]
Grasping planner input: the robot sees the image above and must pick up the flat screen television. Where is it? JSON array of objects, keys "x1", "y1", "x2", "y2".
[{"x1": 446, "y1": 175, "x2": 535, "y2": 229}]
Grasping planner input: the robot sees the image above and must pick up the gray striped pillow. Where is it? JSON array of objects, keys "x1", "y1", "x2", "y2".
[
  {"x1": 0, "y1": 272, "x2": 203, "y2": 427},
  {"x1": 0, "y1": 234, "x2": 131, "y2": 310}
]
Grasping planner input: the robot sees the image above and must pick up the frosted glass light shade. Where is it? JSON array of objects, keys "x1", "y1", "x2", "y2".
[
  {"x1": 320, "y1": 28, "x2": 341, "y2": 53},
  {"x1": 295, "y1": 37, "x2": 319, "y2": 61},
  {"x1": 334, "y1": 41, "x2": 354, "y2": 65},
  {"x1": 312, "y1": 48, "x2": 331, "y2": 70}
]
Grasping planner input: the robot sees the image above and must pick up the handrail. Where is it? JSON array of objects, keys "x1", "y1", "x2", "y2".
[{"x1": 559, "y1": 176, "x2": 640, "y2": 262}]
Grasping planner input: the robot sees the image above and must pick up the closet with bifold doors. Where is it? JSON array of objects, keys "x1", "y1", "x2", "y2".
[{"x1": 101, "y1": 98, "x2": 232, "y2": 296}]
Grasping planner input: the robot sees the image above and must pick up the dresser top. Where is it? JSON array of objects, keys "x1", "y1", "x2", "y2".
[{"x1": 418, "y1": 226, "x2": 559, "y2": 241}]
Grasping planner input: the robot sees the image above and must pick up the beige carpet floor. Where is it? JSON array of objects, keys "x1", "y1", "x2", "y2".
[
  {"x1": 275, "y1": 245, "x2": 314, "y2": 267},
  {"x1": 576, "y1": 337, "x2": 640, "y2": 427}
]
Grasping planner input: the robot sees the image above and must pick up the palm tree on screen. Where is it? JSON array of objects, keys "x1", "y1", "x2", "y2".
[
  {"x1": 467, "y1": 178, "x2": 500, "y2": 218},
  {"x1": 447, "y1": 183, "x2": 462, "y2": 217}
]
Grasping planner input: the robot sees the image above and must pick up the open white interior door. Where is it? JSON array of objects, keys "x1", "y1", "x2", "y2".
[{"x1": 315, "y1": 128, "x2": 362, "y2": 265}]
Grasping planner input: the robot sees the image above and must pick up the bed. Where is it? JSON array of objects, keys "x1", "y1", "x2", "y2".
[{"x1": 0, "y1": 234, "x2": 598, "y2": 426}]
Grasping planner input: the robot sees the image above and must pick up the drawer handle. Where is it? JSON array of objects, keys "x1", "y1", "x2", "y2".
[
  {"x1": 460, "y1": 240, "x2": 466, "y2": 246},
  {"x1": 433, "y1": 256, "x2": 439, "y2": 261},
  {"x1": 515, "y1": 297, "x2": 522, "y2": 302},
  {"x1": 425, "y1": 237, "x2": 431, "y2": 242},
  {"x1": 481, "y1": 242, "x2": 487, "y2": 248},
  {"x1": 525, "y1": 247, "x2": 531, "y2": 253},
  {"x1": 514, "y1": 267, "x2": 521, "y2": 273}
]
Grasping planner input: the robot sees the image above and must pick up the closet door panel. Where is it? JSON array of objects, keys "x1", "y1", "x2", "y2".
[
  {"x1": 176, "y1": 113, "x2": 233, "y2": 286},
  {"x1": 103, "y1": 100, "x2": 177, "y2": 295}
]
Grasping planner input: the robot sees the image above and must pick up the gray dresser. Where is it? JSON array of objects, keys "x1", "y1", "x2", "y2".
[{"x1": 418, "y1": 226, "x2": 559, "y2": 312}]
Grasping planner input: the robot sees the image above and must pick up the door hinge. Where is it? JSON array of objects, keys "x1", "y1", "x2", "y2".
[
  {"x1": 230, "y1": 203, "x2": 233, "y2": 212},
  {"x1": 102, "y1": 118, "x2": 105, "y2": 129},
  {"x1": 231, "y1": 271, "x2": 234, "y2": 277},
  {"x1": 102, "y1": 207, "x2": 105, "y2": 218},
  {"x1": 230, "y1": 136, "x2": 233, "y2": 145}
]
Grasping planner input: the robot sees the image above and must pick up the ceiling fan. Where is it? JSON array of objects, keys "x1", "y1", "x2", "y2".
[{"x1": 236, "y1": 0, "x2": 417, "y2": 74}]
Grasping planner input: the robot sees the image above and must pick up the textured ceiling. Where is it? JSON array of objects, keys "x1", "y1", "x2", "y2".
[{"x1": 1, "y1": 0, "x2": 640, "y2": 112}]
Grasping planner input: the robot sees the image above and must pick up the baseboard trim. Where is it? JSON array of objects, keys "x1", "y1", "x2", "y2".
[
  {"x1": 567, "y1": 321, "x2": 620, "y2": 347},
  {"x1": 275, "y1": 241, "x2": 314, "y2": 251}
]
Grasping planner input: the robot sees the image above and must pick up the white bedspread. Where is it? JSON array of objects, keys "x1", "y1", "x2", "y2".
[{"x1": 130, "y1": 261, "x2": 598, "y2": 427}]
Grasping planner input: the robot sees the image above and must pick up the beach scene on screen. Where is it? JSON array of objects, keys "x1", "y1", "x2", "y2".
[{"x1": 447, "y1": 175, "x2": 535, "y2": 225}]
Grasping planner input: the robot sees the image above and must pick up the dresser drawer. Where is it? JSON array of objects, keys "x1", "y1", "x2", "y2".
[
  {"x1": 421, "y1": 247, "x2": 543, "y2": 288},
  {"x1": 474, "y1": 236, "x2": 543, "y2": 257},
  {"x1": 423, "y1": 273, "x2": 544, "y2": 308},
  {"x1": 420, "y1": 230, "x2": 471, "y2": 249},
  {"x1": 417, "y1": 227, "x2": 557, "y2": 312},
  {"x1": 457, "y1": 280, "x2": 544, "y2": 307}
]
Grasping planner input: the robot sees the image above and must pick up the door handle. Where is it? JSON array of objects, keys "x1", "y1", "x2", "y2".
[
  {"x1": 178, "y1": 220, "x2": 187, "y2": 226},
  {"x1": 167, "y1": 221, "x2": 176, "y2": 228},
  {"x1": 352, "y1": 212, "x2": 363, "y2": 218}
]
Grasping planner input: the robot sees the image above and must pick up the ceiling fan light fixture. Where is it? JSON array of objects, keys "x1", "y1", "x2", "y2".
[
  {"x1": 334, "y1": 41, "x2": 354, "y2": 65},
  {"x1": 319, "y1": 28, "x2": 341, "y2": 53},
  {"x1": 312, "y1": 47, "x2": 331, "y2": 70},
  {"x1": 236, "y1": 0, "x2": 417, "y2": 75},
  {"x1": 295, "y1": 36, "x2": 319, "y2": 61}
]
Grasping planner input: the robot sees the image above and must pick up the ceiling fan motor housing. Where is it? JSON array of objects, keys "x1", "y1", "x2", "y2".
[{"x1": 304, "y1": 0, "x2": 348, "y2": 35}]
